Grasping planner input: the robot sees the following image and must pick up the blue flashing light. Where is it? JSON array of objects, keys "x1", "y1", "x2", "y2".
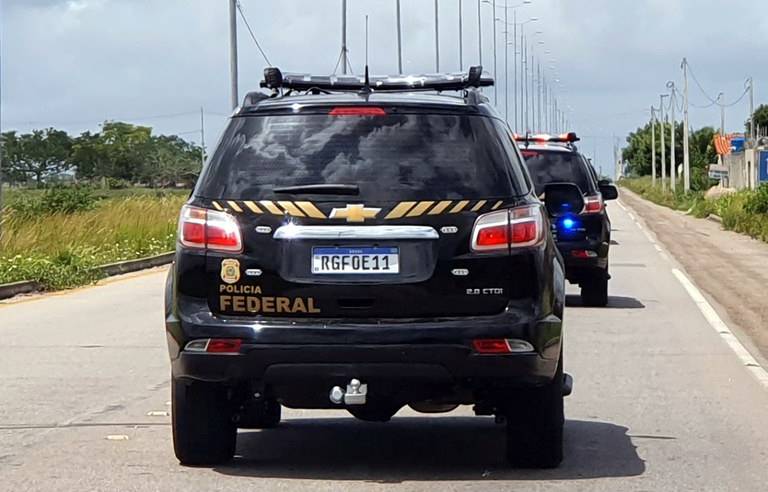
[{"x1": 561, "y1": 218, "x2": 576, "y2": 230}]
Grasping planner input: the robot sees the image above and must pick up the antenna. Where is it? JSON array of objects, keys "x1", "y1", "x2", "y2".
[{"x1": 362, "y1": 15, "x2": 371, "y2": 93}]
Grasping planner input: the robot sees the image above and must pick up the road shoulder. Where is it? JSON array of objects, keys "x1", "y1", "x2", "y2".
[{"x1": 619, "y1": 188, "x2": 768, "y2": 366}]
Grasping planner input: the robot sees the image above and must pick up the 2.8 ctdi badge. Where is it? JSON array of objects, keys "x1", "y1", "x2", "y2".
[{"x1": 220, "y1": 259, "x2": 241, "y2": 284}]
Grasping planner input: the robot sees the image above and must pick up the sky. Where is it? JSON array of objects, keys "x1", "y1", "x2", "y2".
[{"x1": 2, "y1": 0, "x2": 766, "y2": 177}]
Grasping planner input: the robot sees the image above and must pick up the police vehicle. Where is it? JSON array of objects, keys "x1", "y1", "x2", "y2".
[
  {"x1": 517, "y1": 134, "x2": 618, "y2": 306},
  {"x1": 165, "y1": 66, "x2": 579, "y2": 468}
]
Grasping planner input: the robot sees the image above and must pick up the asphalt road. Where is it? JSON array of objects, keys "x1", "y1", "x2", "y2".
[{"x1": 2, "y1": 200, "x2": 768, "y2": 491}]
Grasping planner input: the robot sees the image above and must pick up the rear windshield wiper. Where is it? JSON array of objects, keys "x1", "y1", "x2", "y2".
[{"x1": 273, "y1": 184, "x2": 360, "y2": 195}]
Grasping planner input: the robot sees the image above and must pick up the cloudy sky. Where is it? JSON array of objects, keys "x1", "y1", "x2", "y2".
[{"x1": 2, "y1": 0, "x2": 766, "y2": 176}]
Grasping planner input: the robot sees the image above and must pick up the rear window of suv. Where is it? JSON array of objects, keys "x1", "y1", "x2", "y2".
[
  {"x1": 195, "y1": 113, "x2": 527, "y2": 201},
  {"x1": 521, "y1": 149, "x2": 596, "y2": 196}
]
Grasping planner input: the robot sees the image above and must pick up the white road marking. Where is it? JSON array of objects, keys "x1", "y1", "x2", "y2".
[
  {"x1": 616, "y1": 200, "x2": 627, "y2": 211},
  {"x1": 672, "y1": 268, "x2": 768, "y2": 389},
  {"x1": 628, "y1": 212, "x2": 636, "y2": 221},
  {"x1": 642, "y1": 229, "x2": 656, "y2": 243},
  {"x1": 653, "y1": 244, "x2": 663, "y2": 252},
  {"x1": 105, "y1": 435, "x2": 129, "y2": 441},
  {"x1": 146, "y1": 411, "x2": 170, "y2": 417}
]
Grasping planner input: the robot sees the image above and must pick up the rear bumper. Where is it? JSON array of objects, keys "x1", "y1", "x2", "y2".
[
  {"x1": 557, "y1": 239, "x2": 609, "y2": 280},
  {"x1": 166, "y1": 295, "x2": 563, "y2": 396}
]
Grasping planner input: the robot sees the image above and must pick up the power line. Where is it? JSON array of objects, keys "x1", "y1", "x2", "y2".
[{"x1": 235, "y1": 1, "x2": 272, "y2": 67}]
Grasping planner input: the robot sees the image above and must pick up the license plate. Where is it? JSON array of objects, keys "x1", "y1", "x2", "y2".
[{"x1": 312, "y1": 247, "x2": 399, "y2": 274}]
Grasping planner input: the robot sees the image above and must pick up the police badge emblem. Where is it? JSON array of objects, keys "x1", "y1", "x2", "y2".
[{"x1": 220, "y1": 259, "x2": 241, "y2": 284}]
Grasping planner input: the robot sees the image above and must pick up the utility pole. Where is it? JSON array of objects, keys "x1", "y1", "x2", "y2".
[
  {"x1": 434, "y1": 0, "x2": 440, "y2": 72},
  {"x1": 477, "y1": 0, "x2": 482, "y2": 66},
  {"x1": 748, "y1": 77, "x2": 755, "y2": 143},
  {"x1": 681, "y1": 59, "x2": 691, "y2": 193},
  {"x1": 200, "y1": 107, "x2": 206, "y2": 169},
  {"x1": 660, "y1": 94, "x2": 668, "y2": 189},
  {"x1": 667, "y1": 82, "x2": 676, "y2": 193},
  {"x1": 458, "y1": 0, "x2": 463, "y2": 70},
  {"x1": 396, "y1": 0, "x2": 403, "y2": 73},
  {"x1": 228, "y1": 0, "x2": 239, "y2": 109},
  {"x1": 651, "y1": 106, "x2": 657, "y2": 186},
  {"x1": 718, "y1": 92, "x2": 725, "y2": 136}
]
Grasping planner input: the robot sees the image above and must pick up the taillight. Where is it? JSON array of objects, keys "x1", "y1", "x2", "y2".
[
  {"x1": 178, "y1": 205, "x2": 243, "y2": 253},
  {"x1": 582, "y1": 194, "x2": 603, "y2": 214},
  {"x1": 329, "y1": 106, "x2": 387, "y2": 116},
  {"x1": 471, "y1": 205, "x2": 544, "y2": 252}
]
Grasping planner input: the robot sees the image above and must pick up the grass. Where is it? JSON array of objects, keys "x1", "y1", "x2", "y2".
[
  {"x1": 620, "y1": 176, "x2": 768, "y2": 243},
  {"x1": 0, "y1": 191, "x2": 188, "y2": 290}
]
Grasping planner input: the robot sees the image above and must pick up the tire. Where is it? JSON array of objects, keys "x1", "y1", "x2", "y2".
[
  {"x1": 237, "y1": 398, "x2": 282, "y2": 429},
  {"x1": 172, "y1": 378, "x2": 237, "y2": 466},
  {"x1": 504, "y1": 356, "x2": 564, "y2": 468},
  {"x1": 580, "y1": 272, "x2": 608, "y2": 307}
]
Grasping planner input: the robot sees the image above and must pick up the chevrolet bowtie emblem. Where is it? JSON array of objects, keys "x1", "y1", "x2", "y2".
[{"x1": 329, "y1": 204, "x2": 381, "y2": 223}]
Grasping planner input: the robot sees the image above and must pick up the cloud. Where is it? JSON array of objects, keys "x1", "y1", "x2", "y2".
[{"x1": 1, "y1": 0, "x2": 766, "y2": 177}]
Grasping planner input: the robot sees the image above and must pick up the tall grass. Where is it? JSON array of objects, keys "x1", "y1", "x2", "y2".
[{"x1": 0, "y1": 194, "x2": 187, "y2": 289}]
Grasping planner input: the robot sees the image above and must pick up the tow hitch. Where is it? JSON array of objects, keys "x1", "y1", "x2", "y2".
[{"x1": 329, "y1": 379, "x2": 368, "y2": 405}]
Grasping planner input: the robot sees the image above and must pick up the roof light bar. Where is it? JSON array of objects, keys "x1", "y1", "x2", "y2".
[
  {"x1": 260, "y1": 66, "x2": 494, "y2": 93},
  {"x1": 514, "y1": 132, "x2": 581, "y2": 143}
]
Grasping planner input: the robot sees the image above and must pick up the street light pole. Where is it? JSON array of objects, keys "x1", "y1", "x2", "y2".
[
  {"x1": 458, "y1": 0, "x2": 463, "y2": 70},
  {"x1": 228, "y1": 0, "x2": 239, "y2": 109},
  {"x1": 396, "y1": 0, "x2": 403, "y2": 73},
  {"x1": 492, "y1": 0, "x2": 497, "y2": 105},
  {"x1": 434, "y1": 0, "x2": 440, "y2": 72},
  {"x1": 504, "y1": 1, "x2": 509, "y2": 123},
  {"x1": 477, "y1": 0, "x2": 482, "y2": 66}
]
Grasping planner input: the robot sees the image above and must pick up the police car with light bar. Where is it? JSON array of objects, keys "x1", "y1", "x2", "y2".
[
  {"x1": 165, "y1": 65, "x2": 580, "y2": 468},
  {"x1": 517, "y1": 133, "x2": 618, "y2": 306}
]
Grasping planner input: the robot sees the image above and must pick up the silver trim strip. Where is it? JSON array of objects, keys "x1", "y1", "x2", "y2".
[{"x1": 273, "y1": 225, "x2": 439, "y2": 240}]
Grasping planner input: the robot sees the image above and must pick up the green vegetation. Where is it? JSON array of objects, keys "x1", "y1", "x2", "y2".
[
  {"x1": 1, "y1": 121, "x2": 202, "y2": 188},
  {"x1": 622, "y1": 123, "x2": 718, "y2": 191},
  {"x1": 0, "y1": 190, "x2": 187, "y2": 290},
  {"x1": 621, "y1": 177, "x2": 768, "y2": 243}
]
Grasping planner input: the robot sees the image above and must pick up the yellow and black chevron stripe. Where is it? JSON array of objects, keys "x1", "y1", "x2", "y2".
[{"x1": 210, "y1": 199, "x2": 506, "y2": 219}]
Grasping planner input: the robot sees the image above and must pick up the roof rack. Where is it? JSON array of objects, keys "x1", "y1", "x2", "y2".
[{"x1": 260, "y1": 66, "x2": 493, "y2": 93}]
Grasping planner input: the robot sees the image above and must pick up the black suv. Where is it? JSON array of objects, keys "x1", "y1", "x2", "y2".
[
  {"x1": 518, "y1": 135, "x2": 618, "y2": 306},
  {"x1": 165, "y1": 67, "x2": 573, "y2": 468}
]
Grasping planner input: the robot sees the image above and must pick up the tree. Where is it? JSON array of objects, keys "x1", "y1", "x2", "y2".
[
  {"x1": 623, "y1": 122, "x2": 717, "y2": 191},
  {"x1": 0, "y1": 129, "x2": 72, "y2": 186},
  {"x1": 746, "y1": 104, "x2": 768, "y2": 135}
]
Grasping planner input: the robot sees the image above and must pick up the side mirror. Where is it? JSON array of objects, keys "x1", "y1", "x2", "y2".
[
  {"x1": 544, "y1": 183, "x2": 585, "y2": 217},
  {"x1": 600, "y1": 184, "x2": 619, "y2": 201}
]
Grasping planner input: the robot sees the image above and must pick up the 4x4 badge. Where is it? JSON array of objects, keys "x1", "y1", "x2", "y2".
[
  {"x1": 329, "y1": 204, "x2": 381, "y2": 223},
  {"x1": 220, "y1": 259, "x2": 241, "y2": 284}
]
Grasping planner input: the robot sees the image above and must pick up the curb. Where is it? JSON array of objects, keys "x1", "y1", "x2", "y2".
[
  {"x1": 99, "y1": 252, "x2": 175, "y2": 277},
  {"x1": 0, "y1": 280, "x2": 43, "y2": 300},
  {"x1": 0, "y1": 252, "x2": 175, "y2": 301}
]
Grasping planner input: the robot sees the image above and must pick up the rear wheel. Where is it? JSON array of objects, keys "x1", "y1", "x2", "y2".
[
  {"x1": 580, "y1": 272, "x2": 608, "y2": 307},
  {"x1": 504, "y1": 356, "x2": 564, "y2": 468},
  {"x1": 237, "y1": 398, "x2": 282, "y2": 429},
  {"x1": 172, "y1": 378, "x2": 237, "y2": 466}
]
